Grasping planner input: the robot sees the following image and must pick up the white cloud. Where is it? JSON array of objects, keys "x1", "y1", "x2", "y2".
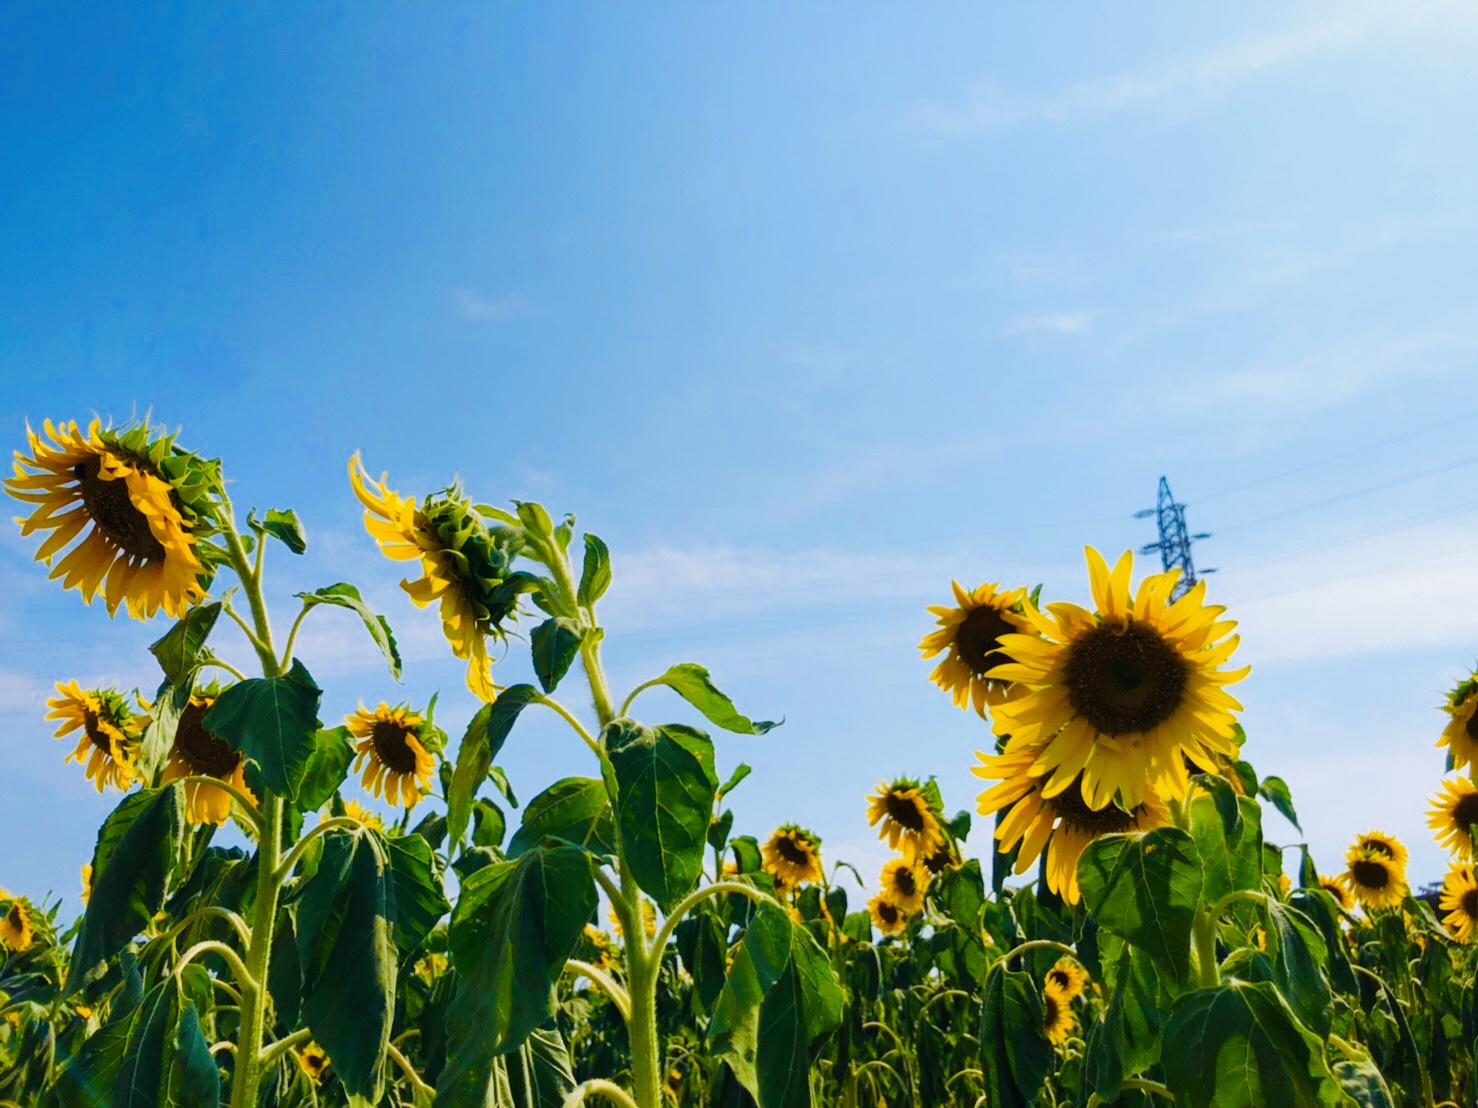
[
  {"x1": 453, "y1": 289, "x2": 528, "y2": 322},
  {"x1": 1004, "y1": 312, "x2": 1094, "y2": 336}
]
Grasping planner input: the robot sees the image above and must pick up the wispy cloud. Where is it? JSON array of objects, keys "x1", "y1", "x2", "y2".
[
  {"x1": 453, "y1": 289, "x2": 528, "y2": 322},
  {"x1": 1004, "y1": 312, "x2": 1094, "y2": 336}
]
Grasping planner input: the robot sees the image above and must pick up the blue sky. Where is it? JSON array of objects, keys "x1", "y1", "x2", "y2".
[{"x1": 4, "y1": 2, "x2": 1477, "y2": 913}]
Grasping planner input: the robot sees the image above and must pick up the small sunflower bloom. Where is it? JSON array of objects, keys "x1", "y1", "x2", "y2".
[
  {"x1": 1, "y1": 894, "x2": 34, "y2": 953},
  {"x1": 5, "y1": 419, "x2": 208, "y2": 619},
  {"x1": 160, "y1": 695, "x2": 254, "y2": 826},
  {"x1": 1318, "y1": 875, "x2": 1353, "y2": 911},
  {"x1": 867, "y1": 893, "x2": 908, "y2": 936},
  {"x1": 1439, "y1": 863, "x2": 1478, "y2": 943},
  {"x1": 1428, "y1": 777, "x2": 1478, "y2": 860},
  {"x1": 761, "y1": 825, "x2": 824, "y2": 887},
  {"x1": 414, "y1": 952, "x2": 449, "y2": 983},
  {"x1": 46, "y1": 681, "x2": 141, "y2": 792},
  {"x1": 1045, "y1": 958, "x2": 1089, "y2": 1002},
  {"x1": 296, "y1": 1042, "x2": 331, "y2": 1084},
  {"x1": 1043, "y1": 983, "x2": 1079, "y2": 1047},
  {"x1": 1438, "y1": 675, "x2": 1478, "y2": 774},
  {"x1": 1349, "y1": 830, "x2": 1408, "y2": 870},
  {"x1": 919, "y1": 581, "x2": 1034, "y2": 715},
  {"x1": 878, "y1": 858, "x2": 929, "y2": 914},
  {"x1": 1342, "y1": 835, "x2": 1407, "y2": 912},
  {"x1": 866, "y1": 779, "x2": 944, "y2": 862},
  {"x1": 347, "y1": 703, "x2": 437, "y2": 809}
]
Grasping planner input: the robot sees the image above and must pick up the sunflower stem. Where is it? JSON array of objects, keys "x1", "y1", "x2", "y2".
[
  {"x1": 998, "y1": 939, "x2": 1078, "y2": 969},
  {"x1": 649, "y1": 881, "x2": 769, "y2": 956},
  {"x1": 274, "y1": 817, "x2": 363, "y2": 884},
  {"x1": 1193, "y1": 905, "x2": 1221, "y2": 988},
  {"x1": 563, "y1": 960, "x2": 632, "y2": 1024}
]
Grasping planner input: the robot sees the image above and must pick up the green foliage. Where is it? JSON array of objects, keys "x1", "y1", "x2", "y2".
[
  {"x1": 203, "y1": 658, "x2": 323, "y2": 799},
  {"x1": 295, "y1": 583, "x2": 402, "y2": 678},
  {"x1": 643, "y1": 664, "x2": 780, "y2": 735},
  {"x1": 447, "y1": 685, "x2": 540, "y2": 850},
  {"x1": 507, "y1": 777, "x2": 616, "y2": 858}
]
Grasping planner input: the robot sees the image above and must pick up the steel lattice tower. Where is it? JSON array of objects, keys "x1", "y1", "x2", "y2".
[{"x1": 1134, "y1": 477, "x2": 1214, "y2": 601}]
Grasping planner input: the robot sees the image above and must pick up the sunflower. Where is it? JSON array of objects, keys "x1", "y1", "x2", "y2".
[
  {"x1": 609, "y1": 899, "x2": 657, "y2": 942},
  {"x1": 1318, "y1": 876, "x2": 1353, "y2": 911},
  {"x1": 1437, "y1": 675, "x2": 1478, "y2": 774},
  {"x1": 1045, "y1": 957, "x2": 1089, "y2": 1002},
  {"x1": 581, "y1": 925, "x2": 614, "y2": 971},
  {"x1": 296, "y1": 1042, "x2": 331, "y2": 1084},
  {"x1": 160, "y1": 695, "x2": 254, "y2": 826},
  {"x1": 340, "y1": 799, "x2": 384, "y2": 831},
  {"x1": 80, "y1": 865, "x2": 92, "y2": 907},
  {"x1": 350, "y1": 455, "x2": 524, "y2": 701},
  {"x1": 866, "y1": 779, "x2": 944, "y2": 862},
  {"x1": 413, "y1": 952, "x2": 449, "y2": 983},
  {"x1": 975, "y1": 745, "x2": 1170, "y2": 904},
  {"x1": 1342, "y1": 844, "x2": 1406, "y2": 912},
  {"x1": 879, "y1": 859, "x2": 929, "y2": 914},
  {"x1": 986, "y1": 548, "x2": 1247, "y2": 810},
  {"x1": 921, "y1": 840, "x2": 959, "y2": 876},
  {"x1": 1439, "y1": 864, "x2": 1478, "y2": 943},
  {"x1": 1428, "y1": 777, "x2": 1478, "y2": 860},
  {"x1": 919, "y1": 581, "x2": 1034, "y2": 715},
  {"x1": 6, "y1": 420, "x2": 209, "y2": 619},
  {"x1": 1043, "y1": 983, "x2": 1078, "y2": 1047},
  {"x1": 1349, "y1": 830, "x2": 1408, "y2": 870},
  {"x1": 347, "y1": 703, "x2": 437, "y2": 809},
  {"x1": 45, "y1": 681, "x2": 140, "y2": 792},
  {"x1": 0, "y1": 896, "x2": 32, "y2": 953},
  {"x1": 867, "y1": 893, "x2": 908, "y2": 936},
  {"x1": 762, "y1": 825, "x2": 824, "y2": 886}
]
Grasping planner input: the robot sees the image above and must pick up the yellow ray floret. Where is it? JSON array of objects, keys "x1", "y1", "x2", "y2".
[
  {"x1": 1439, "y1": 863, "x2": 1478, "y2": 943},
  {"x1": 865, "y1": 779, "x2": 945, "y2": 863},
  {"x1": 1043, "y1": 983, "x2": 1079, "y2": 1047},
  {"x1": 919, "y1": 580, "x2": 1034, "y2": 716},
  {"x1": 45, "y1": 681, "x2": 141, "y2": 792},
  {"x1": 160, "y1": 695, "x2": 255, "y2": 826},
  {"x1": 1045, "y1": 957, "x2": 1089, "y2": 1002},
  {"x1": 347, "y1": 703, "x2": 436, "y2": 809},
  {"x1": 985, "y1": 547, "x2": 1248, "y2": 811},
  {"x1": 761, "y1": 825, "x2": 823, "y2": 887},
  {"x1": 1, "y1": 894, "x2": 34, "y2": 953},
  {"x1": 878, "y1": 858, "x2": 929, "y2": 914},
  {"x1": 1428, "y1": 777, "x2": 1478, "y2": 860},
  {"x1": 6, "y1": 420, "x2": 206, "y2": 619}
]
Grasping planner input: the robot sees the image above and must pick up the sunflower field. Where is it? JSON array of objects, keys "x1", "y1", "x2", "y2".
[{"x1": 5, "y1": 416, "x2": 1478, "y2": 1108}]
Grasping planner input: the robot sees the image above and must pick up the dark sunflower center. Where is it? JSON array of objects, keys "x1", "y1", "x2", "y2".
[
  {"x1": 884, "y1": 792, "x2": 927, "y2": 832},
  {"x1": 877, "y1": 901, "x2": 899, "y2": 926},
  {"x1": 73, "y1": 455, "x2": 166, "y2": 562},
  {"x1": 82, "y1": 708, "x2": 112, "y2": 754},
  {"x1": 955, "y1": 605, "x2": 1016, "y2": 677},
  {"x1": 1465, "y1": 705, "x2": 1478, "y2": 743},
  {"x1": 923, "y1": 847, "x2": 952, "y2": 875},
  {"x1": 1463, "y1": 889, "x2": 1478, "y2": 919},
  {"x1": 371, "y1": 719, "x2": 420, "y2": 773},
  {"x1": 1047, "y1": 968, "x2": 1069, "y2": 991},
  {"x1": 775, "y1": 834, "x2": 812, "y2": 866},
  {"x1": 1064, "y1": 619, "x2": 1188, "y2": 736},
  {"x1": 1350, "y1": 859, "x2": 1390, "y2": 890},
  {"x1": 1051, "y1": 776, "x2": 1137, "y2": 834},
  {"x1": 891, "y1": 867, "x2": 918, "y2": 898},
  {"x1": 1454, "y1": 795, "x2": 1478, "y2": 836},
  {"x1": 174, "y1": 702, "x2": 241, "y2": 778},
  {"x1": 1043, "y1": 992, "x2": 1061, "y2": 1028}
]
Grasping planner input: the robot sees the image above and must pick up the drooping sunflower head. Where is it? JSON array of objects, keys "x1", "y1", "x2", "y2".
[
  {"x1": 45, "y1": 680, "x2": 141, "y2": 792},
  {"x1": 1437, "y1": 674, "x2": 1478, "y2": 773},
  {"x1": 296, "y1": 1042, "x2": 331, "y2": 1084},
  {"x1": 921, "y1": 838, "x2": 959, "y2": 876},
  {"x1": 5, "y1": 419, "x2": 217, "y2": 620},
  {"x1": 347, "y1": 703, "x2": 440, "y2": 809},
  {"x1": 1439, "y1": 863, "x2": 1478, "y2": 943},
  {"x1": 1349, "y1": 830, "x2": 1409, "y2": 870},
  {"x1": 1318, "y1": 875, "x2": 1353, "y2": 911},
  {"x1": 920, "y1": 580, "x2": 1034, "y2": 715},
  {"x1": 1044, "y1": 957, "x2": 1089, "y2": 1002},
  {"x1": 987, "y1": 547, "x2": 1247, "y2": 812},
  {"x1": 761, "y1": 825, "x2": 824, "y2": 887},
  {"x1": 867, "y1": 893, "x2": 908, "y2": 936},
  {"x1": 879, "y1": 858, "x2": 929, "y2": 914},
  {"x1": 1042, "y1": 983, "x2": 1079, "y2": 1047},
  {"x1": 349, "y1": 455, "x2": 526, "y2": 701},
  {"x1": 1342, "y1": 845, "x2": 1406, "y2": 912},
  {"x1": 0, "y1": 894, "x2": 34, "y2": 953},
  {"x1": 1428, "y1": 777, "x2": 1478, "y2": 860},
  {"x1": 160, "y1": 693, "x2": 254, "y2": 826},
  {"x1": 865, "y1": 778, "x2": 944, "y2": 862},
  {"x1": 340, "y1": 799, "x2": 384, "y2": 831}
]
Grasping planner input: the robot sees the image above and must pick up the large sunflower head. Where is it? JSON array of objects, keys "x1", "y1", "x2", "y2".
[
  {"x1": 1349, "y1": 830, "x2": 1409, "y2": 870},
  {"x1": 1428, "y1": 777, "x2": 1478, "y2": 860},
  {"x1": 45, "y1": 680, "x2": 141, "y2": 792},
  {"x1": 920, "y1": 581, "x2": 1034, "y2": 715},
  {"x1": 986, "y1": 547, "x2": 1247, "y2": 812},
  {"x1": 867, "y1": 892, "x2": 908, "y2": 936},
  {"x1": 347, "y1": 703, "x2": 440, "y2": 809},
  {"x1": 761, "y1": 825, "x2": 824, "y2": 887},
  {"x1": 0, "y1": 892, "x2": 34, "y2": 953},
  {"x1": 1042, "y1": 983, "x2": 1079, "y2": 1047},
  {"x1": 1439, "y1": 863, "x2": 1478, "y2": 943},
  {"x1": 349, "y1": 455, "x2": 527, "y2": 701},
  {"x1": 6, "y1": 419, "x2": 215, "y2": 620},
  {"x1": 865, "y1": 778, "x2": 945, "y2": 862},
  {"x1": 1438, "y1": 675, "x2": 1478, "y2": 774},
  {"x1": 1045, "y1": 957, "x2": 1089, "y2": 1002},
  {"x1": 160, "y1": 693, "x2": 255, "y2": 826},
  {"x1": 976, "y1": 745, "x2": 1170, "y2": 904},
  {"x1": 1317, "y1": 875, "x2": 1352, "y2": 911},
  {"x1": 878, "y1": 858, "x2": 929, "y2": 914},
  {"x1": 1342, "y1": 840, "x2": 1406, "y2": 912}
]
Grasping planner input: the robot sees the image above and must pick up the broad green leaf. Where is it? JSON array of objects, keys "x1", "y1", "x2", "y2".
[
  {"x1": 979, "y1": 964, "x2": 1052, "y2": 1108},
  {"x1": 294, "y1": 583, "x2": 402, "y2": 679},
  {"x1": 645, "y1": 663, "x2": 780, "y2": 734},
  {"x1": 1191, "y1": 792, "x2": 1263, "y2": 904},
  {"x1": 675, "y1": 909, "x2": 729, "y2": 1015},
  {"x1": 1162, "y1": 981, "x2": 1344, "y2": 1107},
  {"x1": 1078, "y1": 828, "x2": 1203, "y2": 988},
  {"x1": 507, "y1": 777, "x2": 616, "y2": 858},
  {"x1": 438, "y1": 844, "x2": 596, "y2": 1104},
  {"x1": 717, "y1": 762, "x2": 752, "y2": 798},
  {"x1": 53, "y1": 954, "x2": 145, "y2": 1106},
  {"x1": 504, "y1": 1026, "x2": 578, "y2": 1108},
  {"x1": 250, "y1": 506, "x2": 307, "y2": 554},
  {"x1": 577, "y1": 533, "x2": 611, "y2": 607},
  {"x1": 608, "y1": 721, "x2": 720, "y2": 910},
  {"x1": 203, "y1": 658, "x2": 322, "y2": 799},
  {"x1": 1259, "y1": 775, "x2": 1302, "y2": 832},
  {"x1": 1257, "y1": 896, "x2": 1331, "y2": 1037},
  {"x1": 68, "y1": 788, "x2": 183, "y2": 994},
  {"x1": 148, "y1": 603, "x2": 221, "y2": 688},
  {"x1": 113, "y1": 967, "x2": 215, "y2": 1108},
  {"x1": 1332, "y1": 1040, "x2": 1397, "y2": 1107},
  {"x1": 170, "y1": 1001, "x2": 221, "y2": 1106},
  {"x1": 756, "y1": 924, "x2": 844, "y2": 1107},
  {"x1": 294, "y1": 726, "x2": 357, "y2": 812},
  {"x1": 295, "y1": 830, "x2": 396, "y2": 1100},
  {"x1": 530, "y1": 617, "x2": 584, "y2": 693},
  {"x1": 708, "y1": 901, "x2": 793, "y2": 1098},
  {"x1": 447, "y1": 686, "x2": 540, "y2": 850},
  {"x1": 386, "y1": 833, "x2": 452, "y2": 962},
  {"x1": 136, "y1": 686, "x2": 183, "y2": 784},
  {"x1": 470, "y1": 798, "x2": 506, "y2": 850}
]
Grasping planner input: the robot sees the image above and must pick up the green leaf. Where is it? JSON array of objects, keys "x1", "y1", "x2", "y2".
[
  {"x1": 607, "y1": 721, "x2": 720, "y2": 910},
  {"x1": 1078, "y1": 828, "x2": 1203, "y2": 989},
  {"x1": 68, "y1": 788, "x2": 183, "y2": 994},
  {"x1": 203, "y1": 658, "x2": 322, "y2": 799},
  {"x1": 717, "y1": 763, "x2": 752, "y2": 798},
  {"x1": 507, "y1": 777, "x2": 616, "y2": 858},
  {"x1": 757, "y1": 924, "x2": 844, "y2": 1108},
  {"x1": 1191, "y1": 792, "x2": 1263, "y2": 904},
  {"x1": 447, "y1": 686, "x2": 541, "y2": 850},
  {"x1": 1162, "y1": 981, "x2": 1345, "y2": 1107},
  {"x1": 1257, "y1": 896, "x2": 1332, "y2": 1038},
  {"x1": 505, "y1": 1026, "x2": 578, "y2": 1108},
  {"x1": 530, "y1": 616, "x2": 585, "y2": 693},
  {"x1": 250, "y1": 506, "x2": 307, "y2": 554},
  {"x1": 113, "y1": 967, "x2": 216, "y2": 1108},
  {"x1": 295, "y1": 830, "x2": 396, "y2": 1100},
  {"x1": 979, "y1": 964, "x2": 1052, "y2": 1108},
  {"x1": 386, "y1": 833, "x2": 451, "y2": 962},
  {"x1": 170, "y1": 1001, "x2": 222, "y2": 1106},
  {"x1": 645, "y1": 663, "x2": 781, "y2": 734},
  {"x1": 578, "y1": 533, "x2": 612, "y2": 607},
  {"x1": 148, "y1": 603, "x2": 221, "y2": 688},
  {"x1": 294, "y1": 583, "x2": 402, "y2": 679},
  {"x1": 294, "y1": 726, "x2": 357, "y2": 812},
  {"x1": 708, "y1": 901, "x2": 793, "y2": 1098},
  {"x1": 1331, "y1": 1039, "x2": 1397, "y2": 1107},
  {"x1": 1259, "y1": 776, "x2": 1302, "y2": 832},
  {"x1": 438, "y1": 844, "x2": 596, "y2": 1103},
  {"x1": 470, "y1": 798, "x2": 506, "y2": 850}
]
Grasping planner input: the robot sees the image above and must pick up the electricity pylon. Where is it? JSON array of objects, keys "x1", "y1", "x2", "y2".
[{"x1": 1134, "y1": 477, "x2": 1215, "y2": 601}]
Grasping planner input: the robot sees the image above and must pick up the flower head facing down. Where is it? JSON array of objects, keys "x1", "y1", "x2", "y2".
[
  {"x1": 6, "y1": 420, "x2": 214, "y2": 620},
  {"x1": 1438, "y1": 675, "x2": 1478, "y2": 774},
  {"x1": 160, "y1": 695, "x2": 254, "y2": 826},
  {"x1": 46, "y1": 681, "x2": 141, "y2": 792},
  {"x1": 919, "y1": 581, "x2": 1034, "y2": 715},
  {"x1": 867, "y1": 893, "x2": 908, "y2": 936},
  {"x1": 1043, "y1": 983, "x2": 1079, "y2": 1046},
  {"x1": 347, "y1": 703, "x2": 439, "y2": 809},
  {"x1": 865, "y1": 779, "x2": 944, "y2": 863},
  {"x1": 1, "y1": 894, "x2": 34, "y2": 953},
  {"x1": 761, "y1": 825, "x2": 824, "y2": 887}
]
